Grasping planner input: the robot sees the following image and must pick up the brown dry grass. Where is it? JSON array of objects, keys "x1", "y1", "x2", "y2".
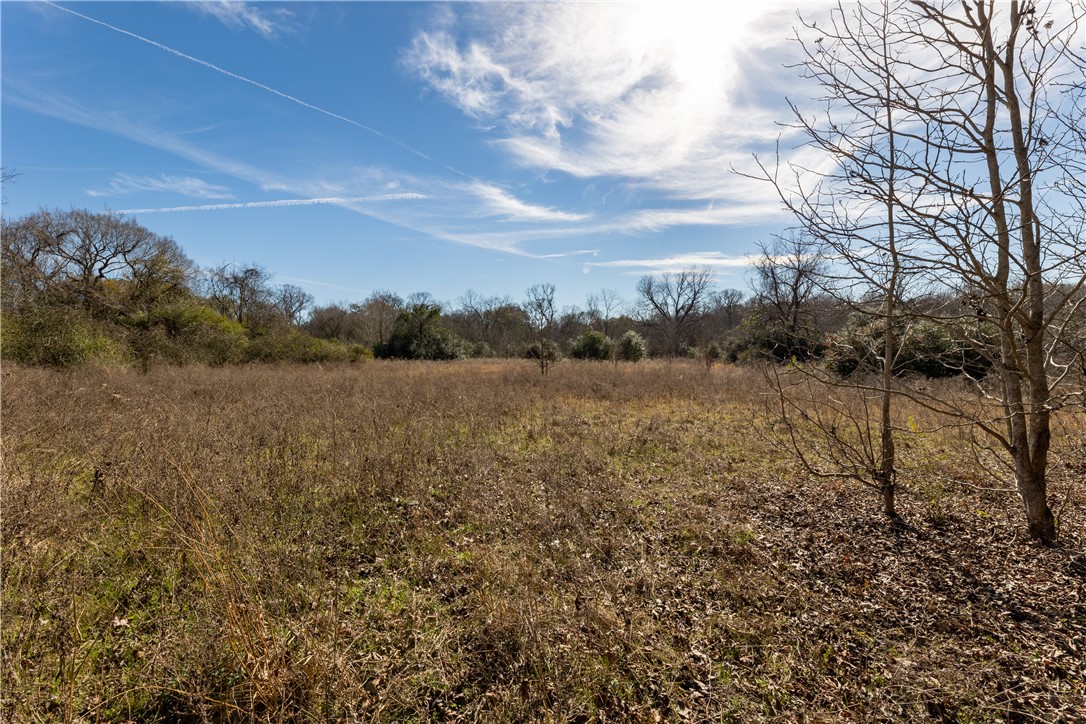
[{"x1": 2, "y1": 360, "x2": 1084, "y2": 722}]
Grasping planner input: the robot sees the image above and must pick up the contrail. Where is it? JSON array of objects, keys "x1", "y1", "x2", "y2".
[
  {"x1": 119, "y1": 193, "x2": 427, "y2": 214},
  {"x1": 43, "y1": 2, "x2": 472, "y2": 179}
]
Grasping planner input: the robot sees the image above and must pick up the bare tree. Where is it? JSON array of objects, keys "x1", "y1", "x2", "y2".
[
  {"x1": 749, "y1": 234, "x2": 829, "y2": 361},
  {"x1": 585, "y1": 288, "x2": 625, "y2": 336},
  {"x1": 352, "y1": 290, "x2": 403, "y2": 349},
  {"x1": 747, "y1": 0, "x2": 1085, "y2": 542},
  {"x1": 523, "y1": 283, "x2": 557, "y2": 337},
  {"x1": 524, "y1": 283, "x2": 559, "y2": 375},
  {"x1": 274, "y1": 284, "x2": 314, "y2": 326},
  {"x1": 1, "y1": 208, "x2": 191, "y2": 315},
  {"x1": 305, "y1": 303, "x2": 355, "y2": 342},
  {"x1": 711, "y1": 289, "x2": 745, "y2": 332},
  {"x1": 202, "y1": 263, "x2": 275, "y2": 327},
  {"x1": 405, "y1": 290, "x2": 436, "y2": 308},
  {"x1": 636, "y1": 267, "x2": 715, "y2": 357},
  {"x1": 744, "y1": 0, "x2": 913, "y2": 519},
  {"x1": 454, "y1": 289, "x2": 514, "y2": 350}
]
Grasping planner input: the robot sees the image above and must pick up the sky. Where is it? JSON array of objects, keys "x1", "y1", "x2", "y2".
[{"x1": 2, "y1": 0, "x2": 824, "y2": 311}]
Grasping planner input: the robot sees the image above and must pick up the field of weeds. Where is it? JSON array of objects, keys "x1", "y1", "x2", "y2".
[{"x1": 2, "y1": 360, "x2": 1085, "y2": 722}]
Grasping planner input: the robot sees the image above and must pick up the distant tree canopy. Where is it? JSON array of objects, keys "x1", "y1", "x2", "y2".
[
  {"x1": 2, "y1": 208, "x2": 191, "y2": 316},
  {"x1": 1, "y1": 208, "x2": 355, "y2": 367},
  {"x1": 5, "y1": 205, "x2": 1059, "y2": 385}
]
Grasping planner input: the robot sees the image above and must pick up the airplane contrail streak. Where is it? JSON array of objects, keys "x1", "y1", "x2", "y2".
[{"x1": 43, "y1": 2, "x2": 473, "y2": 179}]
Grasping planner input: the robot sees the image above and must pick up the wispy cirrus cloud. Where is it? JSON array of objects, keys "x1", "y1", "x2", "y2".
[
  {"x1": 588, "y1": 252, "x2": 754, "y2": 275},
  {"x1": 118, "y1": 193, "x2": 426, "y2": 215},
  {"x1": 468, "y1": 182, "x2": 589, "y2": 223},
  {"x1": 42, "y1": 1, "x2": 464, "y2": 178},
  {"x1": 5, "y1": 81, "x2": 295, "y2": 194},
  {"x1": 187, "y1": 1, "x2": 294, "y2": 39},
  {"x1": 87, "y1": 172, "x2": 234, "y2": 199}
]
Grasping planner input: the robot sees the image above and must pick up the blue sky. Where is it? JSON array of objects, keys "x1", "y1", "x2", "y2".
[{"x1": 3, "y1": 1, "x2": 819, "y2": 310}]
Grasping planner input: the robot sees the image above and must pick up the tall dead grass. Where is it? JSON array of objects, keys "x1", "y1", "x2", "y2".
[{"x1": 2, "y1": 360, "x2": 1083, "y2": 721}]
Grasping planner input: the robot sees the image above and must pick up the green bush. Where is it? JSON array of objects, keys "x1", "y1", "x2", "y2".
[
  {"x1": 1, "y1": 306, "x2": 125, "y2": 367},
  {"x1": 703, "y1": 341, "x2": 723, "y2": 368},
  {"x1": 374, "y1": 304, "x2": 465, "y2": 361},
  {"x1": 469, "y1": 342, "x2": 495, "y2": 359},
  {"x1": 722, "y1": 313, "x2": 825, "y2": 364},
  {"x1": 125, "y1": 302, "x2": 248, "y2": 366},
  {"x1": 525, "y1": 339, "x2": 561, "y2": 375},
  {"x1": 570, "y1": 330, "x2": 614, "y2": 361},
  {"x1": 616, "y1": 330, "x2": 647, "y2": 362},
  {"x1": 245, "y1": 330, "x2": 370, "y2": 364},
  {"x1": 824, "y1": 314, "x2": 992, "y2": 379}
]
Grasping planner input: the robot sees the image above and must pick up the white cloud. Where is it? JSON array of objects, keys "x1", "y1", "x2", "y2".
[
  {"x1": 188, "y1": 1, "x2": 294, "y2": 39},
  {"x1": 588, "y1": 252, "x2": 754, "y2": 275},
  {"x1": 9, "y1": 81, "x2": 785, "y2": 259},
  {"x1": 403, "y1": 2, "x2": 807, "y2": 202},
  {"x1": 467, "y1": 182, "x2": 589, "y2": 223},
  {"x1": 87, "y1": 172, "x2": 234, "y2": 199},
  {"x1": 118, "y1": 193, "x2": 426, "y2": 214},
  {"x1": 6, "y1": 83, "x2": 298, "y2": 196}
]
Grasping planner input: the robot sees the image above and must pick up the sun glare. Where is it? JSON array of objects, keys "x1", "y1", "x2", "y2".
[{"x1": 625, "y1": 0, "x2": 767, "y2": 91}]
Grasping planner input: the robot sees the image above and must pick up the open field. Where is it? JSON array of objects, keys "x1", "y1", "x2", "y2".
[{"x1": 2, "y1": 360, "x2": 1085, "y2": 722}]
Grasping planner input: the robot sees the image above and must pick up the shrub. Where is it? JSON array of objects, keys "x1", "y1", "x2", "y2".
[
  {"x1": 243, "y1": 330, "x2": 370, "y2": 364},
  {"x1": 126, "y1": 302, "x2": 248, "y2": 366},
  {"x1": 525, "y1": 339, "x2": 561, "y2": 375},
  {"x1": 570, "y1": 330, "x2": 614, "y2": 361},
  {"x1": 722, "y1": 313, "x2": 825, "y2": 364},
  {"x1": 616, "y1": 330, "x2": 647, "y2": 362},
  {"x1": 470, "y1": 342, "x2": 495, "y2": 359},
  {"x1": 374, "y1": 304, "x2": 465, "y2": 361},
  {"x1": 824, "y1": 314, "x2": 992, "y2": 379},
  {"x1": 703, "y1": 341, "x2": 723, "y2": 369},
  {"x1": 1, "y1": 306, "x2": 125, "y2": 367}
]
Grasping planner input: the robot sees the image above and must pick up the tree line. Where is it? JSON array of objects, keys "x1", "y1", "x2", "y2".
[{"x1": 4, "y1": 205, "x2": 1059, "y2": 372}]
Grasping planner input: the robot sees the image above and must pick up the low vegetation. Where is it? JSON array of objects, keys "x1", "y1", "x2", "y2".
[{"x1": 3, "y1": 360, "x2": 1083, "y2": 722}]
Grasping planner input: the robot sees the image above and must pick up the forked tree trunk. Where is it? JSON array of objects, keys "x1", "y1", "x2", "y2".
[{"x1": 977, "y1": 0, "x2": 1057, "y2": 543}]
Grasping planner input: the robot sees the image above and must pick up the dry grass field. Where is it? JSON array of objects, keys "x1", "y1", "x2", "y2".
[{"x1": 2, "y1": 360, "x2": 1084, "y2": 722}]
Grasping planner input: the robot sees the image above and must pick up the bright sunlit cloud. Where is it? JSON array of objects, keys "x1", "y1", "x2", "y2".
[{"x1": 404, "y1": 1, "x2": 798, "y2": 199}]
